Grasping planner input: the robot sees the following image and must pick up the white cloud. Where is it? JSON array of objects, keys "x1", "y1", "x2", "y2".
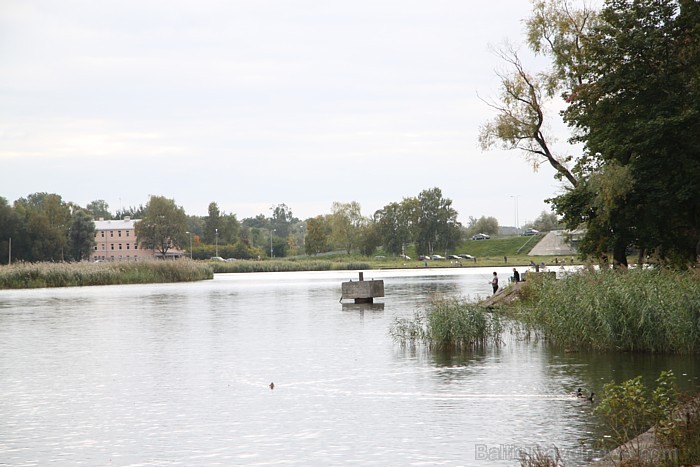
[{"x1": 1, "y1": 0, "x2": 571, "y2": 225}]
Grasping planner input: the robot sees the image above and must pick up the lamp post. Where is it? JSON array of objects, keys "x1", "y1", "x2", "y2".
[
  {"x1": 186, "y1": 231, "x2": 193, "y2": 259},
  {"x1": 215, "y1": 228, "x2": 219, "y2": 257},
  {"x1": 510, "y1": 195, "x2": 519, "y2": 234},
  {"x1": 270, "y1": 229, "x2": 276, "y2": 258},
  {"x1": 299, "y1": 225, "x2": 305, "y2": 254}
]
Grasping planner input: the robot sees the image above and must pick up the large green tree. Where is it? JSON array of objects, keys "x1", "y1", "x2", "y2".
[
  {"x1": 86, "y1": 200, "x2": 112, "y2": 220},
  {"x1": 483, "y1": 0, "x2": 700, "y2": 267},
  {"x1": 13, "y1": 193, "x2": 72, "y2": 262},
  {"x1": 203, "y1": 202, "x2": 240, "y2": 246},
  {"x1": 304, "y1": 215, "x2": 331, "y2": 255},
  {"x1": 270, "y1": 203, "x2": 297, "y2": 239},
  {"x1": 114, "y1": 204, "x2": 145, "y2": 220},
  {"x1": 329, "y1": 201, "x2": 366, "y2": 254},
  {"x1": 466, "y1": 216, "x2": 499, "y2": 238},
  {"x1": 530, "y1": 211, "x2": 563, "y2": 232},
  {"x1": 375, "y1": 198, "x2": 419, "y2": 256},
  {"x1": 415, "y1": 188, "x2": 461, "y2": 256},
  {"x1": 357, "y1": 221, "x2": 382, "y2": 256},
  {"x1": 135, "y1": 195, "x2": 188, "y2": 257},
  {"x1": 204, "y1": 202, "x2": 221, "y2": 245},
  {"x1": 0, "y1": 197, "x2": 20, "y2": 264},
  {"x1": 69, "y1": 209, "x2": 95, "y2": 261},
  {"x1": 219, "y1": 213, "x2": 240, "y2": 245},
  {"x1": 556, "y1": 0, "x2": 700, "y2": 266}
]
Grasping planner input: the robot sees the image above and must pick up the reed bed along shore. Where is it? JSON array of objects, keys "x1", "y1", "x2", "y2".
[
  {"x1": 391, "y1": 297, "x2": 504, "y2": 350},
  {"x1": 0, "y1": 260, "x2": 213, "y2": 289},
  {"x1": 209, "y1": 259, "x2": 371, "y2": 273},
  {"x1": 514, "y1": 268, "x2": 700, "y2": 354}
]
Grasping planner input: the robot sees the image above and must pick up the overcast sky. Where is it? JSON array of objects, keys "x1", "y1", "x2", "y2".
[{"x1": 1, "y1": 1, "x2": 575, "y2": 227}]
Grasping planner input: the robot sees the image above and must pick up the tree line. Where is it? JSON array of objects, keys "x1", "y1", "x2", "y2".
[{"x1": 3, "y1": 187, "x2": 538, "y2": 264}]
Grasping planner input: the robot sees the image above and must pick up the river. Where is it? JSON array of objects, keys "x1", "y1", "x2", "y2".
[{"x1": 0, "y1": 267, "x2": 697, "y2": 466}]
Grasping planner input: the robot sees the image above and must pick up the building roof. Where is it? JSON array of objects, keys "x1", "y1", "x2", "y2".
[{"x1": 94, "y1": 218, "x2": 140, "y2": 230}]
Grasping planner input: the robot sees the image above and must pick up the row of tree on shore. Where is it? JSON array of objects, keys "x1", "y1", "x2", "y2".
[{"x1": 2, "y1": 188, "x2": 560, "y2": 263}]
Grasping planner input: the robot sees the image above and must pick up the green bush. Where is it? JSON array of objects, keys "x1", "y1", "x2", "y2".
[{"x1": 594, "y1": 371, "x2": 686, "y2": 465}]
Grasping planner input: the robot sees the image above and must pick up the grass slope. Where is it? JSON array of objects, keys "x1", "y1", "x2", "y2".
[{"x1": 455, "y1": 235, "x2": 544, "y2": 258}]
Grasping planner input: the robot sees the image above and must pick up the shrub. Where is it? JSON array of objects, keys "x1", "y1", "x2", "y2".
[{"x1": 594, "y1": 371, "x2": 686, "y2": 465}]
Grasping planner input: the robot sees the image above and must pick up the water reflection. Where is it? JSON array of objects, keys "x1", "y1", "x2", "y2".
[
  {"x1": 0, "y1": 267, "x2": 696, "y2": 466},
  {"x1": 341, "y1": 303, "x2": 385, "y2": 313}
]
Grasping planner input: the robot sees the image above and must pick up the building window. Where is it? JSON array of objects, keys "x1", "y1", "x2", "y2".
[
  {"x1": 126, "y1": 243, "x2": 130, "y2": 250},
  {"x1": 119, "y1": 244, "x2": 122, "y2": 250},
  {"x1": 126, "y1": 231, "x2": 130, "y2": 237},
  {"x1": 111, "y1": 244, "x2": 114, "y2": 250},
  {"x1": 110, "y1": 231, "x2": 114, "y2": 237},
  {"x1": 134, "y1": 243, "x2": 138, "y2": 250},
  {"x1": 101, "y1": 232, "x2": 104, "y2": 237}
]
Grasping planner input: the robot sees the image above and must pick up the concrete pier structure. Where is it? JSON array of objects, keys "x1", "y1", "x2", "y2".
[{"x1": 341, "y1": 272, "x2": 384, "y2": 304}]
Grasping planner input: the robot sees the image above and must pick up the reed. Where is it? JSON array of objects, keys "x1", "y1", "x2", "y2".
[
  {"x1": 391, "y1": 297, "x2": 503, "y2": 350},
  {"x1": 514, "y1": 268, "x2": 700, "y2": 353},
  {"x1": 208, "y1": 260, "x2": 371, "y2": 273},
  {"x1": 0, "y1": 260, "x2": 213, "y2": 289}
]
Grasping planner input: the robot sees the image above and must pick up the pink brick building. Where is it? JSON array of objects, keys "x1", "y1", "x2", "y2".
[{"x1": 89, "y1": 217, "x2": 184, "y2": 261}]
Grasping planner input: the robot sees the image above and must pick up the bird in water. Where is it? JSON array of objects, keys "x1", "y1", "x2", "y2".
[
  {"x1": 575, "y1": 387, "x2": 584, "y2": 398},
  {"x1": 269, "y1": 382, "x2": 275, "y2": 390},
  {"x1": 586, "y1": 392, "x2": 595, "y2": 403}
]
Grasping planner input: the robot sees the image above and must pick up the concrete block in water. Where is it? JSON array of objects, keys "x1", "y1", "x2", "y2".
[{"x1": 341, "y1": 279, "x2": 384, "y2": 300}]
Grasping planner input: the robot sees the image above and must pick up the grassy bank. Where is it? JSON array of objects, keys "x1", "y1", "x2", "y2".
[
  {"x1": 390, "y1": 234, "x2": 557, "y2": 268},
  {"x1": 457, "y1": 234, "x2": 544, "y2": 258},
  {"x1": 206, "y1": 234, "x2": 566, "y2": 271},
  {"x1": 512, "y1": 268, "x2": 700, "y2": 354},
  {"x1": 244, "y1": 235, "x2": 570, "y2": 270},
  {"x1": 0, "y1": 260, "x2": 213, "y2": 289}
]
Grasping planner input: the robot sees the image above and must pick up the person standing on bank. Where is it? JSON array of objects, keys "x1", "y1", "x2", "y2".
[
  {"x1": 512, "y1": 268, "x2": 520, "y2": 283},
  {"x1": 491, "y1": 272, "x2": 499, "y2": 295}
]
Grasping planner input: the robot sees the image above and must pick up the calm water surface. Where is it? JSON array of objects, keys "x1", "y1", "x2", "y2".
[{"x1": 0, "y1": 267, "x2": 697, "y2": 466}]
